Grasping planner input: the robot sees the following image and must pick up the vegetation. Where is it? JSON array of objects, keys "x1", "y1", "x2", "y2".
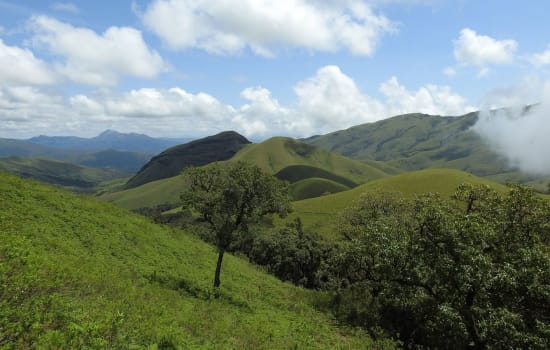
[
  {"x1": 181, "y1": 162, "x2": 292, "y2": 291},
  {"x1": 289, "y1": 177, "x2": 351, "y2": 200},
  {"x1": 0, "y1": 171, "x2": 394, "y2": 348},
  {"x1": 0, "y1": 156, "x2": 128, "y2": 192},
  {"x1": 304, "y1": 112, "x2": 546, "y2": 185},
  {"x1": 327, "y1": 184, "x2": 550, "y2": 349},
  {"x1": 125, "y1": 131, "x2": 250, "y2": 189},
  {"x1": 285, "y1": 168, "x2": 510, "y2": 239}
]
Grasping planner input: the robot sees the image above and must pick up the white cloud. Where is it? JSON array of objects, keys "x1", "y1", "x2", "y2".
[
  {"x1": 29, "y1": 15, "x2": 166, "y2": 85},
  {"x1": 0, "y1": 38, "x2": 57, "y2": 85},
  {"x1": 141, "y1": 0, "x2": 395, "y2": 56},
  {"x1": 0, "y1": 66, "x2": 474, "y2": 139},
  {"x1": 454, "y1": 28, "x2": 517, "y2": 67},
  {"x1": 474, "y1": 79, "x2": 550, "y2": 175},
  {"x1": 443, "y1": 67, "x2": 456, "y2": 78},
  {"x1": 51, "y1": 2, "x2": 79, "y2": 14},
  {"x1": 531, "y1": 44, "x2": 550, "y2": 66}
]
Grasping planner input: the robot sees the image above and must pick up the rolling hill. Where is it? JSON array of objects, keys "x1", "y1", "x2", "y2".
[
  {"x1": 101, "y1": 136, "x2": 391, "y2": 209},
  {"x1": 304, "y1": 112, "x2": 539, "y2": 182},
  {"x1": 282, "y1": 168, "x2": 511, "y2": 239},
  {"x1": 0, "y1": 156, "x2": 128, "y2": 191},
  {"x1": 0, "y1": 171, "x2": 394, "y2": 348},
  {"x1": 0, "y1": 138, "x2": 151, "y2": 173},
  {"x1": 125, "y1": 131, "x2": 251, "y2": 189}
]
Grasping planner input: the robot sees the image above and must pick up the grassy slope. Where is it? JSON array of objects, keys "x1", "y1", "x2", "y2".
[
  {"x1": 0, "y1": 156, "x2": 128, "y2": 191},
  {"x1": 0, "y1": 171, "x2": 394, "y2": 349},
  {"x1": 305, "y1": 112, "x2": 530, "y2": 181},
  {"x1": 231, "y1": 137, "x2": 388, "y2": 184},
  {"x1": 282, "y1": 168, "x2": 510, "y2": 239},
  {"x1": 289, "y1": 177, "x2": 351, "y2": 201}
]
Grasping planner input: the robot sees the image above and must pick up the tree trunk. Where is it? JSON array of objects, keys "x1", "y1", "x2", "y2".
[{"x1": 213, "y1": 249, "x2": 225, "y2": 293}]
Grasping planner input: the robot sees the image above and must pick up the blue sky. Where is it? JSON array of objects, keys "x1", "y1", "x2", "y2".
[{"x1": 1, "y1": 0, "x2": 549, "y2": 139}]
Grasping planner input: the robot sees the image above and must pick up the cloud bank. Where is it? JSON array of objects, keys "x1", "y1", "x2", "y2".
[
  {"x1": 474, "y1": 79, "x2": 550, "y2": 175},
  {"x1": 0, "y1": 65, "x2": 474, "y2": 139}
]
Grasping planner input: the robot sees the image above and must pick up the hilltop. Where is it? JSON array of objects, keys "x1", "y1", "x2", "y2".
[
  {"x1": 304, "y1": 112, "x2": 540, "y2": 183},
  {"x1": 0, "y1": 171, "x2": 394, "y2": 349},
  {"x1": 125, "y1": 131, "x2": 251, "y2": 189}
]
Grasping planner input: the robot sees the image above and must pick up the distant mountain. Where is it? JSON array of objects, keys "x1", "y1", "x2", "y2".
[
  {"x1": 27, "y1": 129, "x2": 190, "y2": 154},
  {"x1": 0, "y1": 138, "x2": 151, "y2": 173},
  {"x1": 0, "y1": 156, "x2": 127, "y2": 191},
  {"x1": 124, "y1": 131, "x2": 251, "y2": 189},
  {"x1": 304, "y1": 112, "x2": 539, "y2": 183}
]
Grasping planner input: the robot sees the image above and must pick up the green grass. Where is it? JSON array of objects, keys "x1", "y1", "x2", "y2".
[
  {"x1": 0, "y1": 171, "x2": 396, "y2": 349},
  {"x1": 231, "y1": 137, "x2": 388, "y2": 184},
  {"x1": 281, "y1": 168, "x2": 510, "y2": 239},
  {"x1": 289, "y1": 177, "x2": 351, "y2": 201},
  {"x1": 98, "y1": 175, "x2": 187, "y2": 210}
]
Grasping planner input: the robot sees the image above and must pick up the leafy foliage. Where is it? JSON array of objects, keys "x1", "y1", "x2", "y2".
[
  {"x1": 181, "y1": 162, "x2": 292, "y2": 289},
  {"x1": 328, "y1": 184, "x2": 550, "y2": 349}
]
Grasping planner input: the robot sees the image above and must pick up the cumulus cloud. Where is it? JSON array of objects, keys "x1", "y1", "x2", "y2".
[
  {"x1": 453, "y1": 28, "x2": 517, "y2": 75},
  {"x1": 0, "y1": 39, "x2": 57, "y2": 85},
  {"x1": 28, "y1": 15, "x2": 166, "y2": 85},
  {"x1": 0, "y1": 65, "x2": 474, "y2": 139},
  {"x1": 140, "y1": 0, "x2": 395, "y2": 56},
  {"x1": 474, "y1": 79, "x2": 550, "y2": 175}
]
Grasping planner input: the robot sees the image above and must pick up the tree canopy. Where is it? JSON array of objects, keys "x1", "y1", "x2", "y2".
[
  {"x1": 181, "y1": 161, "x2": 291, "y2": 291},
  {"x1": 329, "y1": 184, "x2": 550, "y2": 349}
]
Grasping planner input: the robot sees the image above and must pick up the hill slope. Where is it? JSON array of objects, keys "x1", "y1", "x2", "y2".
[
  {"x1": 0, "y1": 156, "x2": 128, "y2": 191},
  {"x1": 283, "y1": 168, "x2": 510, "y2": 239},
  {"x1": 304, "y1": 112, "x2": 534, "y2": 181},
  {"x1": 231, "y1": 137, "x2": 388, "y2": 185},
  {"x1": 125, "y1": 131, "x2": 251, "y2": 189},
  {"x1": 0, "y1": 138, "x2": 151, "y2": 173},
  {"x1": 0, "y1": 171, "x2": 393, "y2": 349}
]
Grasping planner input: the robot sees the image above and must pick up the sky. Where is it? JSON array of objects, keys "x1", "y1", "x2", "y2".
[{"x1": 1, "y1": 0, "x2": 550, "y2": 140}]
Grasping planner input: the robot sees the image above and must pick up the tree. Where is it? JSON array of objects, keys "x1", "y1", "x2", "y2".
[
  {"x1": 330, "y1": 185, "x2": 550, "y2": 349},
  {"x1": 181, "y1": 162, "x2": 291, "y2": 293}
]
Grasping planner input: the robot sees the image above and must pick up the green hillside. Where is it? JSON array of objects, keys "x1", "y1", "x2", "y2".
[
  {"x1": 0, "y1": 156, "x2": 128, "y2": 192},
  {"x1": 125, "y1": 131, "x2": 250, "y2": 189},
  {"x1": 100, "y1": 137, "x2": 389, "y2": 210},
  {"x1": 284, "y1": 168, "x2": 510, "y2": 239},
  {"x1": 289, "y1": 177, "x2": 351, "y2": 200},
  {"x1": 0, "y1": 171, "x2": 394, "y2": 349},
  {"x1": 231, "y1": 137, "x2": 388, "y2": 184},
  {"x1": 304, "y1": 112, "x2": 536, "y2": 182}
]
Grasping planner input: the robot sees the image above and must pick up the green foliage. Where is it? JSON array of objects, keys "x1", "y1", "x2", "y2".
[
  {"x1": 289, "y1": 177, "x2": 351, "y2": 201},
  {"x1": 181, "y1": 162, "x2": 292, "y2": 289},
  {"x1": 0, "y1": 171, "x2": 394, "y2": 349},
  {"x1": 328, "y1": 184, "x2": 550, "y2": 349},
  {"x1": 249, "y1": 219, "x2": 325, "y2": 288}
]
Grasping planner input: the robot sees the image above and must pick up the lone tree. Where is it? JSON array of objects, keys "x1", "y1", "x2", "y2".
[{"x1": 181, "y1": 161, "x2": 291, "y2": 292}]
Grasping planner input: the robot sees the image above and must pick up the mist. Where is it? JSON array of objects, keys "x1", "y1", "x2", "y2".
[{"x1": 473, "y1": 79, "x2": 550, "y2": 175}]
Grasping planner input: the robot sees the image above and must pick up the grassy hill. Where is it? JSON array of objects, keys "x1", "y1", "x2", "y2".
[
  {"x1": 289, "y1": 177, "x2": 351, "y2": 201},
  {"x1": 232, "y1": 137, "x2": 388, "y2": 185},
  {"x1": 0, "y1": 171, "x2": 395, "y2": 349},
  {"x1": 283, "y1": 168, "x2": 510, "y2": 239},
  {"x1": 125, "y1": 131, "x2": 251, "y2": 189},
  {"x1": 100, "y1": 137, "x2": 390, "y2": 209},
  {"x1": 0, "y1": 156, "x2": 128, "y2": 192},
  {"x1": 304, "y1": 112, "x2": 539, "y2": 182}
]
